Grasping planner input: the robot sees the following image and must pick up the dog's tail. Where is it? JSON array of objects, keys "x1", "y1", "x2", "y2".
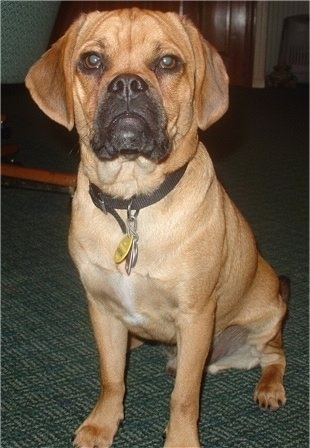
[{"x1": 279, "y1": 275, "x2": 290, "y2": 303}]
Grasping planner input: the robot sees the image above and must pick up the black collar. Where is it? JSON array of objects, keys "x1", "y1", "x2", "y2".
[{"x1": 89, "y1": 163, "x2": 188, "y2": 233}]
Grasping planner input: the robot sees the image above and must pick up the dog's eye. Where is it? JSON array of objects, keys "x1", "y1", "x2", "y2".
[
  {"x1": 81, "y1": 53, "x2": 103, "y2": 70},
  {"x1": 154, "y1": 55, "x2": 182, "y2": 76},
  {"x1": 158, "y1": 55, "x2": 178, "y2": 70}
]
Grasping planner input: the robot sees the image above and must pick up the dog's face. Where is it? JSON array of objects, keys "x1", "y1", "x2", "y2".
[{"x1": 26, "y1": 8, "x2": 228, "y2": 191}]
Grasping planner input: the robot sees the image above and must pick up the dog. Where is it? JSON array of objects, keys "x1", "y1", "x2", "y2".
[{"x1": 26, "y1": 8, "x2": 288, "y2": 448}]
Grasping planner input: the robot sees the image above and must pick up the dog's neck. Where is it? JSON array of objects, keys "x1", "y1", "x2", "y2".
[{"x1": 89, "y1": 163, "x2": 188, "y2": 233}]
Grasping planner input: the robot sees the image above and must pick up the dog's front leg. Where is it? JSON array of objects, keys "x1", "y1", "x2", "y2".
[
  {"x1": 73, "y1": 298, "x2": 128, "y2": 448},
  {"x1": 165, "y1": 299, "x2": 216, "y2": 448}
]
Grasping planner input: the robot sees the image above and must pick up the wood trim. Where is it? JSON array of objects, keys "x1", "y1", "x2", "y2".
[{"x1": 1, "y1": 164, "x2": 76, "y2": 187}]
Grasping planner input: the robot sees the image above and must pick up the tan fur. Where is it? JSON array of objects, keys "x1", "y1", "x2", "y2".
[{"x1": 26, "y1": 9, "x2": 287, "y2": 448}]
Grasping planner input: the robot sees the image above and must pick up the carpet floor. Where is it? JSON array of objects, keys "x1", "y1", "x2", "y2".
[{"x1": 1, "y1": 84, "x2": 309, "y2": 447}]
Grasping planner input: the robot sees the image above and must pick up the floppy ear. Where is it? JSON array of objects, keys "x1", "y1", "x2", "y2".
[
  {"x1": 196, "y1": 40, "x2": 229, "y2": 130},
  {"x1": 182, "y1": 17, "x2": 229, "y2": 130},
  {"x1": 25, "y1": 14, "x2": 86, "y2": 130}
]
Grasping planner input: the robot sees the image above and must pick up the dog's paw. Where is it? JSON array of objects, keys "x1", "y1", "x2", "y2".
[
  {"x1": 254, "y1": 382, "x2": 286, "y2": 410},
  {"x1": 72, "y1": 424, "x2": 115, "y2": 448}
]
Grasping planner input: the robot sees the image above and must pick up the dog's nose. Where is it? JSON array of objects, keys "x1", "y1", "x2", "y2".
[{"x1": 107, "y1": 74, "x2": 148, "y2": 99}]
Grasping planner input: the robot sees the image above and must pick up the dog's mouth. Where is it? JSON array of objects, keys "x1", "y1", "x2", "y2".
[
  {"x1": 109, "y1": 112, "x2": 149, "y2": 158},
  {"x1": 90, "y1": 75, "x2": 170, "y2": 162},
  {"x1": 91, "y1": 110, "x2": 170, "y2": 162}
]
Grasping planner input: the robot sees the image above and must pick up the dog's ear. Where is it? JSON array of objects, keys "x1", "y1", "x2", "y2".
[
  {"x1": 182, "y1": 17, "x2": 229, "y2": 130},
  {"x1": 196, "y1": 40, "x2": 229, "y2": 130},
  {"x1": 25, "y1": 14, "x2": 87, "y2": 130}
]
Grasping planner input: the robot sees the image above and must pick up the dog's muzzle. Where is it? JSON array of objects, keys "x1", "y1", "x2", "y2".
[{"x1": 91, "y1": 73, "x2": 170, "y2": 161}]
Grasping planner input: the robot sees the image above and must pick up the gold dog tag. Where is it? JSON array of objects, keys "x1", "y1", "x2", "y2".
[{"x1": 114, "y1": 235, "x2": 133, "y2": 263}]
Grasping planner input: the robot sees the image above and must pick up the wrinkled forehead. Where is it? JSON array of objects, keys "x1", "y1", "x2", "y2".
[{"x1": 74, "y1": 9, "x2": 192, "y2": 61}]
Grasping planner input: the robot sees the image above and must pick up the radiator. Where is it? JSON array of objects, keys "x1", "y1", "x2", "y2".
[{"x1": 265, "y1": 1, "x2": 309, "y2": 79}]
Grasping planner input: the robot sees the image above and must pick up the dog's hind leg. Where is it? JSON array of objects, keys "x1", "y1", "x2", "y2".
[
  {"x1": 207, "y1": 276, "x2": 288, "y2": 410},
  {"x1": 254, "y1": 277, "x2": 289, "y2": 410},
  {"x1": 254, "y1": 335, "x2": 287, "y2": 410}
]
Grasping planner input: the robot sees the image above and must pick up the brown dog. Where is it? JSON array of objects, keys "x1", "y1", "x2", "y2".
[{"x1": 26, "y1": 8, "x2": 288, "y2": 448}]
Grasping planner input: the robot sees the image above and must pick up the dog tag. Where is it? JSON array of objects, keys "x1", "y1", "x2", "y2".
[
  {"x1": 114, "y1": 234, "x2": 133, "y2": 264},
  {"x1": 125, "y1": 239, "x2": 138, "y2": 275}
]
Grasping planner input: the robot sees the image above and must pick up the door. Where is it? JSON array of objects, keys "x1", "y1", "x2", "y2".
[{"x1": 188, "y1": 1, "x2": 256, "y2": 86}]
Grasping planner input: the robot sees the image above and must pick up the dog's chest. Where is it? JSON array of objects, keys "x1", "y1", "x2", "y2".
[
  {"x1": 113, "y1": 275, "x2": 145, "y2": 326},
  {"x1": 85, "y1": 265, "x2": 177, "y2": 342}
]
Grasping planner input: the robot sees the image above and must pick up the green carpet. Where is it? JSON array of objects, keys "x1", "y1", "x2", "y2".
[{"x1": 2, "y1": 85, "x2": 309, "y2": 447}]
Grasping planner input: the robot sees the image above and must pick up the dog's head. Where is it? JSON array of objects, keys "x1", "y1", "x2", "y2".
[{"x1": 26, "y1": 9, "x2": 228, "y2": 192}]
